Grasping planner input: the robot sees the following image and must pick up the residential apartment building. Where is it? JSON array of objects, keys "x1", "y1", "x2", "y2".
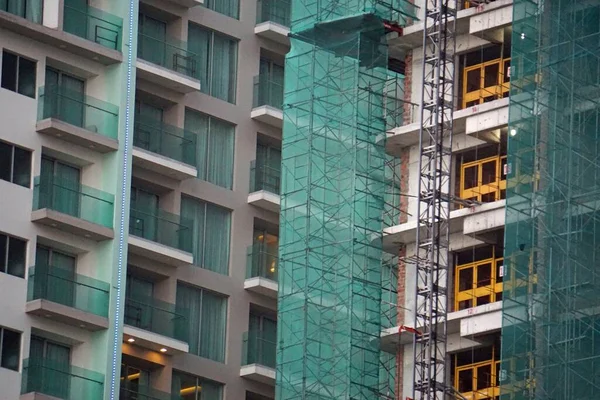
[{"x1": 0, "y1": 0, "x2": 286, "y2": 399}]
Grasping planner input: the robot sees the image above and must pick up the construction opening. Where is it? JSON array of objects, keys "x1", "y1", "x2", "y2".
[{"x1": 276, "y1": 0, "x2": 600, "y2": 399}]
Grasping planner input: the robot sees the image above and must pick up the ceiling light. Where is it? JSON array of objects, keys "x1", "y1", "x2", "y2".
[
  {"x1": 127, "y1": 338, "x2": 135, "y2": 343},
  {"x1": 160, "y1": 348, "x2": 167, "y2": 353}
]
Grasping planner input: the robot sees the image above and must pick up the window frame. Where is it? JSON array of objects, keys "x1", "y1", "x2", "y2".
[
  {"x1": 0, "y1": 327, "x2": 21, "y2": 371},
  {"x1": 0, "y1": 232, "x2": 27, "y2": 279},
  {"x1": 1, "y1": 50, "x2": 36, "y2": 98},
  {"x1": 454, "y1": 249, "x2": 503, "y2": 311},
  {"x1": 0, "y1": 140, "x2": 32, "y2": 188},
  {"x1": 172, "y1": 369, "x2": 224, "y2": 400}
]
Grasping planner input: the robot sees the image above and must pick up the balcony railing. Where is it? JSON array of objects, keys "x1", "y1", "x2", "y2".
[
  {"x1": 250, "y1": 160, "x2": 280, "y2": 195},
  {"x1": 21, "y1": 358, "x2": 104, "y2": 400},
  {"x1": 124, "y1": 294, "x2": 188, "y2": 342},
  {"x1": 1, "y1": 0, "x2": 42, "y2": 23},
  {"x1": 133, "y1": 116, "x2": 197, "y2": 166},
  {"x1": 33, "y1": 175, "x2": 115, "y2": 229},
  {"x1": 460, "y1": 155, "x2": 507, "y2": 204},
  {"x1": 38, "y1": 86, "x2": 119, "y2": 140},
  {"x1": 28, "y1": 264, "x2": 110, "y2": 317},
  {"x1": 120, "y1": 386, "x2": 172, "y2": 400},
  {"x1": 256, "y1": 0, "x2": 291, "y2": 27},
  {"x1": 455, "y1": 257, "x2": 503, "y2": 311},
  {"x1": 242, "y1": 329, "x2": 276, "y2": 368},
  {"x1": 462, "y1": 57, "x2": 510, "y2": 109},
  {"x1": 246, "y1": 243, "x2": 278, "y2": 282},
  {"x1": 137, "y1": 33, "x2": 197, "y2": 78},
  {"x1": 129, "y1": 201, "x2": 193, "y2": 252},
  {"x1": 63, "y1": 5, "x2": 123, "y2": 51},
  {"x1": 253, "y1": 73, "x2": 284, "y2": 109}
]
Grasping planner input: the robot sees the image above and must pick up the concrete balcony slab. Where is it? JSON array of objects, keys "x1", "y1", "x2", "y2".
[{"x1": 36, "y1": 118, "x2": 118, "y2": 153}]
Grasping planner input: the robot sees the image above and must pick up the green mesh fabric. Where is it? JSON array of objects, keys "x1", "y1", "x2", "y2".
[
  {"x1": 277, "y1": 1, "x2": 415, "y2": 399},
  {"x1": 502, "y1": 0, "x2": 600, "y2": 399}
]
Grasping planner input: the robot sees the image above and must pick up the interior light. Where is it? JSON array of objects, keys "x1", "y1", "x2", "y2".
[
  {"x1": 127, "y1": 338, "x2": 135, "y2": 343},
  {"x1": 270, "y1": 260, "x2": 276, "y2": 273},
  {"x1": 510, "y1": 129, "x2": 517, "y2": 137},
  {"x1": 160, "y1": 348, "x2": 167, "y2": 353}
]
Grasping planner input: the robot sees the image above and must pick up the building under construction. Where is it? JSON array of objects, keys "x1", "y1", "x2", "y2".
[{"x1": 277, "y1": 0, "x2": 600, "y2": 399}]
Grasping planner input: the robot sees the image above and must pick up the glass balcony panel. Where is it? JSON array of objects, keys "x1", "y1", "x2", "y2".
[
  {"x1": 21, "y1": 358, "x2": 104, "y2": 400},
  {"x1": 249, "y1": 160, "x2": 280, "y2": 194},
  {"x1": 253, "y1": 73, "x2": 284, "y2": 109},
  {"x1": 133, "y1": 116, "x2": 197, "y2": 166},
  {"x1": 246, "y1": 243, "x2": 278, "y2": 281},
  {"x1": 138, "y1": 34, "x2": 197, "y2": 78},
  {"x1": 129, "y1": 201, "x2": 193, "y2": 252},
  {"x1": 38, "y1": 86, "x2": 119, "y2": 140},
  {"x1": 33, "y1": 175, "x2": 115, "y2": 228},
  {"x1": 256, "y1": 0, "x2": 291, "y2": 26},
  {"x1": 63, "y1": 4, "x2": 123, "y2": 51},
  {"x1": 28, "y1": 265, "x2": 110, "y2": 317},
  {"x1": 242, "y1": 329, "x2": 276, "y2": 368},
  {"x1": 124, "y1": 294, "x2": 188, "y2": 342}
]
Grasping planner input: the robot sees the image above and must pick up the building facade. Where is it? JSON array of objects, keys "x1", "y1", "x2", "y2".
[{"x1": 0, "y1": 0, "x2": 286, "y2": 399}]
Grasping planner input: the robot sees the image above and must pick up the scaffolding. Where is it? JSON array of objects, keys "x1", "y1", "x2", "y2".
[
  {"x1": 502, "y1": 0, "x2": 600, "y2": 399},
  {"x1": 277, "y1": 1, "x2": 415, "y2": 399}
]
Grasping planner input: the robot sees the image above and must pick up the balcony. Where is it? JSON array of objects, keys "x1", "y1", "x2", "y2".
[
  {"x1": 164, "y1": 0, "x2": 203, "y2": 7},
  {"x1": 128, "y1": 202, "x2": 194, "y2": 266},
  {"x1": 21, "y1": 358, "x2": 104, "y2": 400},
  {"x1": 240, "y1": 329, "x2": 276, "y2": 385},
  {"x1": 251, "y1": 74, "x2": 284, "y2": 128},
  {"x1": 255, "y1": 0, "x2": 290, "y2": 46},
  {"x1": 462, "y1": 58, "x2": 511, "y2": 109},
  {"x1": 32, "y1": 175, "x2": 114, "y2": 241},
  {"x1": 137, "y1": 33, "x2": 200, "y2": 93},
  {"x1": 123, "y1": 294, "x2": 189, "y2": 354},
  {"x1": 0, "y1": 0, "x2": 122, "y2": 65},
  {"x1": 244, "y1": 244, "x2": 278, "y2": 299},
  {"x1": 36, "y1": 86, "x2": 119, "y2": 153},
  {"x1": 26, "y1": 264, "x2": 110, "y2": 331},
  {"x1": 120, "y1": 385, "x2": 173, "y2": 400},
  {"x1": 248, "y1": 161, "x2": 280, "y2": 212},
  {"x1": 63, "y1": 4, "x2": 122, "y2": 51},
  {"x1": 132, "y1": 117, "x2": 198, "y2": 180}
]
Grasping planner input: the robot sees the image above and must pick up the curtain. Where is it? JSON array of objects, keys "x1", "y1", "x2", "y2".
[
  {"x1": 29, "y1": 336, "x2": 70, "y2": 398},
  {"x1": 207, "y1": 118, "x2": 234, "y2": 189},
  {"x1": 211, "y1": 34, "x2": 237, "y2": 103},
  {"x1": 138, "y1": 14, "x2": 167, "y2": 66},
  {"x1": 184, "y1": 110, "x2": 209, "y2": 184},
  {"x1": 180, "y1": 196, "x2": 206, "y2": 268},
  {"x1": 130, "y1": 186, "x2": 159, "y2": 241},
  {"x1": 206, "y1": 0, "x2": 239, "y2": 19},
  {"x1": 39, "y1": 157, "x2": 81, "y2": 217},
  {"x1": 199, "y1": 290, "x2": 226, "y2": 362},
  {"x1": 262, "y1": 317, "x2": 277, "y2": 367},
  {"x1": 203, "y1": 203, "x2": 231, "y2": 275},
  {"x1": 125, "y1": 274, "x2": 154, "y2": 329},
  {"x1": 134, "y1": 101, "x2": 164, "y2": 152},
  {"x1": 188, "y1": 24, "x2": 211, "y2": 92},
  {"x1": 44, "y1": 68, "x2": 84, "y2": 127},
  {"x1": 202, "y1": 379, "x2": 223, "y2": 400},
  {"x1": 176, "y1": 284, "x2": 203, "y2": 356}
]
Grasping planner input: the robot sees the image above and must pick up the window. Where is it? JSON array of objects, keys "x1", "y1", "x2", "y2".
[
  {"x1": 256, "y1": 58, "x2": 284, "y2": 108},
  {"x1": 129, "y1": 185, "x2": 159, "y2": 240},
  {"x1": 39, "y1": 156, "x2": 81, "y2": 216},
  {"x1": 176, "y1": 283, "x2": 227, "y2": 362},
  {"x1": 247, "y1": 314, "x2": 277, "y2": 367},
  {"x1": 204, "y1": 0, "x2": 239, "y2": 19},
  {"x1": 34, "y1": 246, "x2": 76, "y2": 307},
  {"x1": 0, "y1": 233, "x2": 26, "y2": 278},
  {"x1": 28, "y1": 336, "x2": 71, "y2": 399},
  {"x1": 254, "y1": 143, "x2": 281, "y2": 193},
  {"x1": 0, "y1": 0, "x2": 42, "y2": 22},
  {"x1": 124, "y1": 273, "x2": 154, "y2": 329},
  {"x1": 0, "y1": 327, "x2": 20, "y2": 371},
  {"x1": 1, "y1": 51, "x2": 36, "y2": 98},
  {"x1": 0, "y1": 141, "x2": 31, "y2": 188},
  {"x1": 172, "y1": 370, "x2": 223, "y2": 400},
  {"x1": 188, "y1": 24, "x2": 238, "y2": 103},
  {"x1": 120, "y1": 363, "x2": 151, "y2": 397},
  {"x1": 181, "y1": 196, "x2": 231, "y2": 275},
  {"x1": 185, "y1": 109, "x2": 235, "y2": 189}
]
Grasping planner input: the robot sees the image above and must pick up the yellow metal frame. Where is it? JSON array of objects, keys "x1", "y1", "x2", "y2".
[
  {"x1": 454, "y1": 351, "x2": 500, "y2": 400},
  {"x1": 455, "y1": 253, "x2": 503, "y2": 311},
  {"x1": 462, "y1": 58, "x2": 511, "y2": 109},
  {"x1": 460, "y1": 155, "x2": 507, "y2": 204}
]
